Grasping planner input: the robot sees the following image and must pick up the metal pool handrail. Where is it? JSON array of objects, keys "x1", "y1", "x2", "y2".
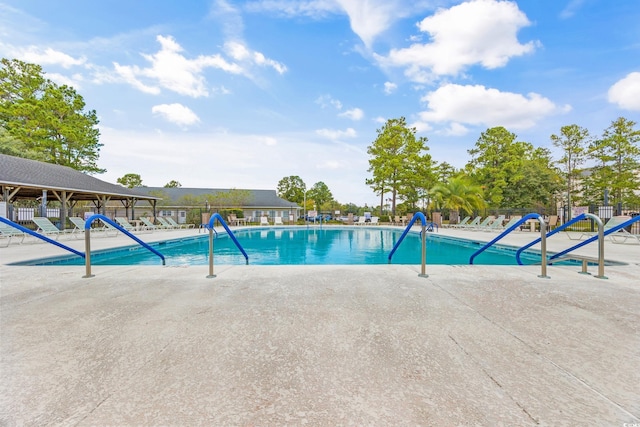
[
  {"x1": 515, "y1": 213, "x2": 588, "y2": 265},
  {"x1": 469, "y1": 213, "x2": 548, "y2": 278},
  {"x1": 0, "y1": 217, "x2": 84, "y2": 257},
  {"x1": 547, "y1": 214, "x2": 640, "y2": 278},
  {"x1": 388, "y1": 212, "x2": 429, "y2": 278},
  {"x1": 83, "y1": 214, "x2": 165, "y2": 278},
  {"x1": 206, "y1": 213, "x2": 249, "y2": 278}
]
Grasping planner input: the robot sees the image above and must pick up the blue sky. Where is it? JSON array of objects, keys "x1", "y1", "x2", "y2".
[{"x1": 1, "y1": 0, "x2": 639, "y2": 206}]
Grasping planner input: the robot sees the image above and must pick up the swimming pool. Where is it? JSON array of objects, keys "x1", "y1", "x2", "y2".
[{"x1": 19, "y1": 227, "x2": 549, "y2": 266}]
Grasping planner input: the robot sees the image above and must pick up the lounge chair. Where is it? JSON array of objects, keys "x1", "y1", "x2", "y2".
[
  {"x1": 114, "y1": 217, "x2": 140, "y2": 232},
  {"x1": 610, "y1": 227, "x2": 640, "y2": 244},
  {"x1": 370, "y1": 216, "x2": 380, "y2": 225},
  {"x1": 165, "y1": 216, "x2": 194, "y2": 229},
  {"x1": 260, "y1": 216, "x2": 270, "y2": 226},
  {"x1": 0, "y1": 221, "x2": 27, "y2": 247},
  {"x1": 498, "y1": 216, "x2": 522, "y2": 231},
  {"x1": 355, "y1": 216, "x2": 367, "y2": 226},
  {"x1": 32, "y1": 217, "x2": 72, "y2": 240},
  {"x1": 155, "y1": 217, "x2": 174, "y2": 230},
  {"x1": 480, "y1": 215, "x2": 505, "y2": 231},
  {"x1": 469, "y1": 216, "x2": 495, "y2": 231},
  {"x1": 450, "y1": 216, "x2": 471, "y2": 228},
  {"x1": 274, "y1": 216, "x2": 284, "y2": 226},
  {"x1": 458, "y1": 216, "x2": 481, "y2": 229},
  {"x1": 566, "y1": 215, "x2": 630, "y2": 240},
  {"x1": 139, "y1": 217, "x2": 158, "y2": 232},
  {"x1": 69, "y1": 216, "x2": 110, "y2": 238}
]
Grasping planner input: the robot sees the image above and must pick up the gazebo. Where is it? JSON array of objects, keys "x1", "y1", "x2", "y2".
[{"x1": 0, "y1": 154, "x2": 159, "y2": 229}]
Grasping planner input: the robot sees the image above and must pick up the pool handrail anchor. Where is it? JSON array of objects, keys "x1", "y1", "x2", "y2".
[
  {"x1": 388, "y1": 212, "x2": 428, "y2": 278},
  {"x1": 0, "y1": 217, "x2": 85, "y2": 256},
  {"x1": 83, "y1": 214, "x2": 165, "y2": 278},
  {"x1": 206, "y1": 213, "x2": 249, "y2": 279},
  {"x1": 469, "y1": 213, "x2": 548, "y2": 278}
]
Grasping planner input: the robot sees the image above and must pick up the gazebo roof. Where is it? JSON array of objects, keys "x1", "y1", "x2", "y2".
[{"x1": 0, "y1": 154, "x2": 158, "y2": 202}]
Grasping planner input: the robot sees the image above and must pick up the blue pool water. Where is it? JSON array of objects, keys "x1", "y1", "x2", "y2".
[{"x1": 21, "y1": 227, "x2": 547, "y2": 266}]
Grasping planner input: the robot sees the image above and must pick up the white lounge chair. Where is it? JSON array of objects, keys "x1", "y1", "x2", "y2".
[
  {"x1": 0, "y1": 221, "x2": 27, "y2": 247},
  {"x1": 274, "y1": 216, "x2": 284, "y2": 226},
  {"x1": 469, "y1": 216, "x2": 495, "y2": 231},
  {"x1": 139, "y1": 217, "x2": 158, "y2": 231},
  {"x1": 458, "y1": 216, "x2": 481, "y2": 229},
  {"x1": 165, "y1": 216, "x2": 194, "y2": 229},
  {"x1": 450, "y1": 216, "x2": 471, "y2": 228},
  {"x1": 370, "y1": 216, "x2": 380, "y2": 225},
  {"x1": 355, "y1": 216, "x2": 367, "y2": 226},
  {"x1": 566, "y1": 215, "x2": 630, "y2": 240},
  {"x1": 32, "y1": 217, "x2": 72, "y2": 240},
  {"x1": 260, "y1": 216, "x2": 270, "y2": 226}
]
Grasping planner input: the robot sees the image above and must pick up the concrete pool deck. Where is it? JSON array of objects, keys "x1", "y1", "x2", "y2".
[{"x1": 1, "y1": 225, "x2": 639, "y2": 425}]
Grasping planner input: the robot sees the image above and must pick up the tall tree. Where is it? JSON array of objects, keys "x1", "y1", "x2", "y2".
[
  {"x1": 117, "y1": 173, "x2": 143, "y2": 188},
  {"x1": 307, "y1": 181, "x2": 333, "y2": 210},
  {"x1": 0, "y1": 58, "x2": 103, "y2": 173},
  {"x1": 164, "y1": 180, "x2": 182, "y2": 188},
  {"x1": 466, "y1": 127, "x2": 529, "y2": 207},
  {"x1": 276, "y1": 175, "x2": 306, "y2": 204},
  {"x1": 551, "y1": 124, "x2": 590, "y2": 217},
  {"x1": 586, "y1": 117, "x2": 640, "y2": 206},
  {"x1": 367, "y1": 117, "x2": 430, "y2": 214}
]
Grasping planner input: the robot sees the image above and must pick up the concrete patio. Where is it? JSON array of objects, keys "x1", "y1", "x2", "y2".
[{"x1": 1, "y1": 226, "x2": 639, "y2": 425}]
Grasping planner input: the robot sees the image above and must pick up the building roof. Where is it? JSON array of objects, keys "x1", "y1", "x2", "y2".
[
  {"x1": 0, "y1": 154, "x2": 158, "y2": 202},
  {"x1": 135, "y1": 187, "x2": 299, "y2": 209}
]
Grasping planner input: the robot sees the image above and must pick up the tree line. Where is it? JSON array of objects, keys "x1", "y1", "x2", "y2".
[{"x1": 3, "y1": 58, "x2": 639, "y2": 218}]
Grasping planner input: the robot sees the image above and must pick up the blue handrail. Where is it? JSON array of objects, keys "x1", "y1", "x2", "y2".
[
  {"x1": 388, "y1": 212, "x2": 427, "y2": 263},
  {"x1": 548, "y1": 215, "x2": 640, "y2": 262},
  {"x1": 469, "y1": 213, "x2": 544, "y2": 265},
  {"x1": 0, "y1": 216, "x2": 84, "y2": 258},
  {"x1": 208, "y1": 213, "x2": 249, "y2": 263},
  {"x1": 85, "y1": 214, "x2": 165, "y2": 265},
  {"x1": 515, "y1": 213, "x2": 588, "y2": 265}
]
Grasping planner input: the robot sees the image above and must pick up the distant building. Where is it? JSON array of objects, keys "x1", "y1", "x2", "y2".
[{"x1": 131, "y1": 187, "x2": 301, "y2": 224}]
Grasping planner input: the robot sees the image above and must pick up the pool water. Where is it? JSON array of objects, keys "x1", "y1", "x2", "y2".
[{"x1": 23, "y1": 227, "x2": 547, "y2": 266}]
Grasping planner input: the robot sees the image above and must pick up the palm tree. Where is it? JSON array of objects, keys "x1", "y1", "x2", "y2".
[{"x1": 429, "y1": 176, "x2": 486, "y2": 216}]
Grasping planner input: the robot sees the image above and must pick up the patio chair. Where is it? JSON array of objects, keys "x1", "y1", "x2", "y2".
[
  {"x1": 274, "y1": 216, "x2": 284, "y2": 226},
  {"x1": 355, "y1": 216, "x2": 367, "y2": 226},
  {"x1": 0, "y1": 221, "x2": 27, "y2": 247},
  {"x1": 609, "y1": 228, "x2": 640, "y2": 244},
  {"x1": 165, "y1": 216, "x2": 194, "y2": 229},
  {"x1": 32, "y1": 217, "x2": 72, "y2": 240},
  {"x1": 114, "y1": 217, "x2": 137, "y2": 232},
  {"x1": 260, "y1": 216, "x2": 270, "y2": 226},
  {"x1": 370, "y1": 216, "x2": 380, "y2": 225}
]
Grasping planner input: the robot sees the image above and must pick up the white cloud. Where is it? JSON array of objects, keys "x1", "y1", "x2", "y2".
[
  {"x1": 244, "y1": 0, "x2": 341, "y2": 18},
  {"x1": 315, "y1": 94, "x2": 343, "y2": 110},
  {"x1": 224, "y1": 41, "x2": 287, "y2": 74},
  {"x1": 409, "y1": 120, "x2": 433, "y2": 133},
  {"x1": 315, "y1": 127, "x2": 357, "y2": 140},
  {"x1": 112, "y1": 35, "x2": 244, "y2": 97},
  {"x1": 418, "y1": 84, "x2": 560, "y2": 129},
  {"x1": 97, "y1": 126, "x2": 375, "y2": 205},
  {"x1": 151, "y1": 103, "x2": 200, "y2": 126},
  {"x1": 48, "y1": 72, "x2": 84, "y2": 88},
  {"x1": 374, "y1": 116, "x2": 386, "y2": 124},
  {"x1": 559, "y1": 0, "x2": 586, "y2": 19},
  {"x1": 15, "y1": 46, "x2": 86, "y2": 68},
  {"x1": 339, "y1": 107, "x2": 364, "y2": 120},
  {"x1": 383, "y1": 81, "x2": 397, "y2": 94},
  {"x1": 608, "y1": 72, "x2": 640, "y2": 111},
  {"x1": 442, "y1": 122, "x2": 469, "y2": 136},
  {"x1": 377, "y1": 0, "x2": 537, "y2": 81},
  {"x1": 334, "y1": 0, "x2": 404, "y2": 48}
]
